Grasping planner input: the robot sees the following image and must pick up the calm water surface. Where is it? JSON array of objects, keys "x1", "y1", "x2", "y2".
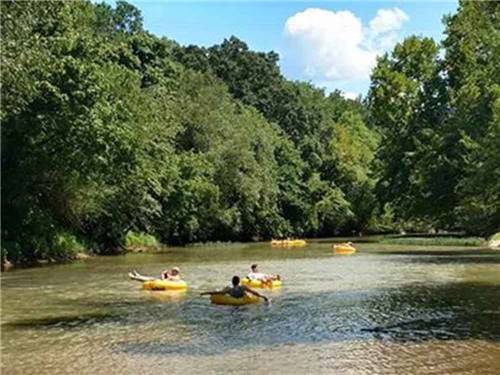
[{"x1": 2, "y1": 241, "x2": 500, "y2": 374}]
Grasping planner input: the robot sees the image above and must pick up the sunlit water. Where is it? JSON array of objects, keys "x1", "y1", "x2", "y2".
[{"x1": 2, "y1": 241, "x2": 500, "y2": 374}]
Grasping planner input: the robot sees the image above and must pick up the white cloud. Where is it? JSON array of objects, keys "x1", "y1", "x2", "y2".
[
  {"x1": 284, "y1": 7, "x2": 409, "y2": 83},
  {"x1": 342, "y1": 91, "x2": 359, "y2": 100},
  {"x1": 368, "y1": 8, "x2": 409, "y2": 52},
  {"x1": 369, "y1": 8, "x2": 409, "y2": 35},
  {"x1": 285, "y1": 8, "x2": 376, "y2": 81}
]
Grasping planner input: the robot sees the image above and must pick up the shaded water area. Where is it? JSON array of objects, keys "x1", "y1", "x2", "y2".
[{"x1": 2, "y1": 241, "x2": 500, "y2": 374}]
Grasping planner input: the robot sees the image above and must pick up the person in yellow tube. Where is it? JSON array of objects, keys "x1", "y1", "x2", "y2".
[
  {"x1": 338, "y1": 241, "x2": 354, "y2": 248},
  {"x1": 201, "y1": 276, "x2": 269, "y2": 302},
  {"x1": 247, "y1": 264, "x2": 280, "y2": 286},
  {"x1": 128, "y1": 267, "x2": 181, "y2": 282}
]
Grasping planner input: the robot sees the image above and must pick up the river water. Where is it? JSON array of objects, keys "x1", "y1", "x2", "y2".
[{"x1": 2, "y1": 241, "x2": 500, "y2": 374}]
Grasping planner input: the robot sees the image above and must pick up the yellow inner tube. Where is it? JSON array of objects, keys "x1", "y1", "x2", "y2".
[
  {"x1": 271, "y1": 239, "x2": 306, "y2": 247},
  {"x1": 210, "y1": 294, "x2": 260, "y2": 306},
  {"x1": 333, "y1": 245, "x2": 356, "y2": 254},
  {"x1": 145, "y1": 290, "x2": 187, "y2": 302},
  {"x1": 143, "y1": 279, "x2": 188, "y2": 291},
  {"x1": 241, "y1": 278, "x2": 282, "y2": 289}
]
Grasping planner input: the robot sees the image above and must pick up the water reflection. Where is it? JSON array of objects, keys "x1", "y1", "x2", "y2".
[{"x1": 361, "y1": 282, "x2": 500, "y2": 343}]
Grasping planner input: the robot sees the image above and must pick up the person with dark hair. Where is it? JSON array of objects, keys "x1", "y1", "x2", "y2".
[
  {"x1": 201, "y1": 276, "x2": 269, "y2": 302},
  {"x1": 247, "y1": 264, "x2": 280, "y2": 286}
]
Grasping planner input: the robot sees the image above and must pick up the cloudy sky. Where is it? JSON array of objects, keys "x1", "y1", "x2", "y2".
[{"x1": 105, "y1": 0, "x2": 458, "y2": 98}]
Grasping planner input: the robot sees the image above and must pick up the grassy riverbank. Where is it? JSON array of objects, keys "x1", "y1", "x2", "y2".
[
  {"x1": 380, "y1": 236, "x2": 486, "y2": 247},
  {"x1": 3, "y1": 233, "x2": 496, "y2": 271}
]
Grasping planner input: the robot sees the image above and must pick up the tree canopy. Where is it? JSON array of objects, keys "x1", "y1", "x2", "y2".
[{"x1": 1, "y1": 0, "x2": 498, "y2": 265}]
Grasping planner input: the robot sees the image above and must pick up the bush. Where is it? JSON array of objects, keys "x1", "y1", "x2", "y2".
[
  {"x1": 381, "y1": 236, "x2": 485, "y2": 247},
  {"x1": 1, "y1": 232, "x2": 87, "y2": 266},
  {"x1": 125, "y1": 232, "x2": 159, "y2": 248},
  {"x1": 52, "y1": 232, "x2": 86, "y2": 260}
]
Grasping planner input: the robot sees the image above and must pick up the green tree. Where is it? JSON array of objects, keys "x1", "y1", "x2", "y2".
[
  {"x1": 160, "y1": 71, "x2": 283, "y2": 242},
  {"x1": 368, "y1": 36, "x2": 447, "y2": 225},
  {"x1": 442, "y1": 1, "x2": 500, "y2": 234},
  {"x1": 1, "y1": 1, "x2": 178, "y2": 260}
]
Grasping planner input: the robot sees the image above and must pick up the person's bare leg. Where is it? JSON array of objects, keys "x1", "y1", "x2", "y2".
[{"x1": 128, "y1": 270, "x2": 155, "y2": 282}]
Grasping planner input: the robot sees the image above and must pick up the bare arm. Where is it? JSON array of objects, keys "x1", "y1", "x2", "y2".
[
  {"x1": 243, "y1": 286, "x2": 269, "y2": 302},
  {"x1": 200, "y1": 287, "x2": 230, "y2": 296}
]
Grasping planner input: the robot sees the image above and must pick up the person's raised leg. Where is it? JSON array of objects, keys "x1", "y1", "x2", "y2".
[{"x1": 128, "y1": 270, "x2": 155, "y2": 282}]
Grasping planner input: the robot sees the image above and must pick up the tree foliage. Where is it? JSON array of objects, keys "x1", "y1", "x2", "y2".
[
  {"x1": 368, "y1": 1, "x2": 499, "y2": 235},
  {"x1": 2, "y1": 0, "x2": 498, "y2": 265}
]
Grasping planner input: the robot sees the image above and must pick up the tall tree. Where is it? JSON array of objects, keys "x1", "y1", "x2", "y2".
[
  {"x1": 442, "y1": 1, "x2": 500, "y2": 234},
  {"x1": 368, "y1": 36, "x2": 447, "y2": 225}
]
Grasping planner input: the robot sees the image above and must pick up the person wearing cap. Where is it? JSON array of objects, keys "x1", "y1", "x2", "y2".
[
  {"x1": 163, "y1": 267, "x2": 181, "y2": 281},
  {"x1": 128, "y1": 267, "x2": 182, "y2": 282},
  {"x1": 247, "y1": 264, "x2": 280, "y2": 286}
]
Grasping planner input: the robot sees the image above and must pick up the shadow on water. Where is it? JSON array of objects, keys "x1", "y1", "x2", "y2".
[
  {"x1": 1, "y1": 297, "x2": 182, "y2": 331},
  {"x1": 360, "y1": 282, "x2": 500, "y2": 342},
  {"x1": 2, "y1": 311, "x2": 121, "y2": 330}
]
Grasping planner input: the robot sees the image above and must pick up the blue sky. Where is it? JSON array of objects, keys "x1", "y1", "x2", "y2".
[{"x1": 106, "y1": 1, "x2": 458, "y2": 97}]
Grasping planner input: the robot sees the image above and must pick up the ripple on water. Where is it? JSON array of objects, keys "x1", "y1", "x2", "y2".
[{"x1": 2, "y1": 246, "x2": 500, "y2": 374}]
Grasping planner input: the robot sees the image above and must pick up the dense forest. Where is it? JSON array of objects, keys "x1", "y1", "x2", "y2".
[{"x1": 1, "y1": 1, "x2": 499, "y2": 265}]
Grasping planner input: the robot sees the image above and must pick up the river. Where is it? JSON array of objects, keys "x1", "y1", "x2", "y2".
[{"x1": 2, "y1": 241, "x2": 500, "y2": 374}]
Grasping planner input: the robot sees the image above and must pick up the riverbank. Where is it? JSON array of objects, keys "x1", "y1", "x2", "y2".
[
  {"x1": 3, "y1": 233, "x2": 498, "y2": 272},
  {"x1": 489, "y1": 232, "x2": 500, "y2": 248},
  {"x1": 379, "y1": 236, "x2": 485, "y2": 247}
]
